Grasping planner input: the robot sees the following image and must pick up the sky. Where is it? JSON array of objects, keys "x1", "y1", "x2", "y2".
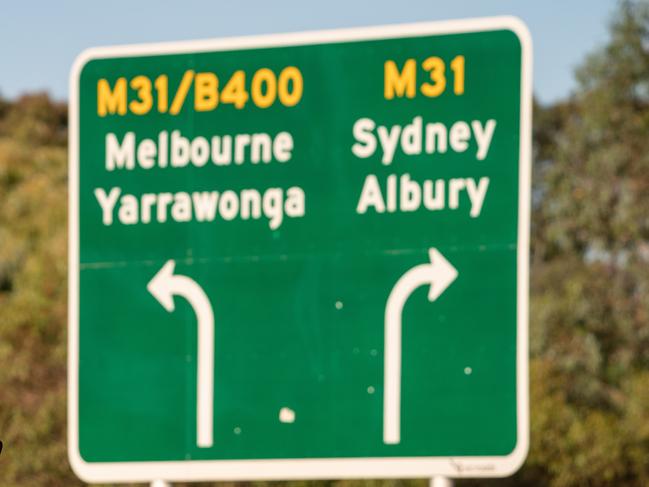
[{"x1": 0, "y1": 0, "x2": 614, "y2": 104}]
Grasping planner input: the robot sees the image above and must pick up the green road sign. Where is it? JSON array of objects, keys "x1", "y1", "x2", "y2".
[{"x1": 69, "y1": 16, "x2": 532, "y2": 483}]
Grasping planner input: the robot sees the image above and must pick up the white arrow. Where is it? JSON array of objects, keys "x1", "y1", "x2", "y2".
[
  {"x1": 383, "y1": 248, "x2": 458, "y2": 445},
  {"x1": 148, "y1": 260, "x2": 214, "y2": 448}
]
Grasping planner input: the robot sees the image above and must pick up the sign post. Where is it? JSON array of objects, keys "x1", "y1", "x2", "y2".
[{"x1": 69, "y1": 16, "x2": 531, "y2": 484}]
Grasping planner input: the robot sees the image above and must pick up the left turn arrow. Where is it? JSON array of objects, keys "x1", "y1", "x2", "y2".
[{"x1": 148, "y1": 259, "x2": 215, "y2": 448}]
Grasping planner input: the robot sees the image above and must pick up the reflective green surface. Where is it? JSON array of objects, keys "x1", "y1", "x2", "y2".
[{"x1": 75, "y1": 28, "x2": 522, "y2": 462}]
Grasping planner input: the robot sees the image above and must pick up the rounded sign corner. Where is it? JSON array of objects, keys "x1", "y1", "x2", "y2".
[
  {"x1": 67, "y1": 439, "x2": 96, "y2": 484},
  {"x1": 69, "y1": 48, "x2": 104, "y2": 97},
  {"x1": 498, "y1": 431, "x2": 530, "y2": 478},
  {"x1": 497, "y1": 16, "x2": 533, "y2": 53}
]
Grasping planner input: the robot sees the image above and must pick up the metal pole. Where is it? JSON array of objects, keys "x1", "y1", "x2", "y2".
[
  {"x1": 431, "y1": 476, "x2": 454, "y2": 487},
  {"x1": 151, "y1": 481, "x2": 171, "y2": 487}
]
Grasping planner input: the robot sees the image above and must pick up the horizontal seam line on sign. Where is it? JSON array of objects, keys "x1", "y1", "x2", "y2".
[{"x1": 78, "y1": 243, "x2": 517, "y2": 269}]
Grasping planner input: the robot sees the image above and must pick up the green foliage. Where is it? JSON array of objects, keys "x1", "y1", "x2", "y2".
[
  {"x1": 2, "y1": 1, "x2": 649, "y2": 485},
  {"x1": 0, "y1": 108, "x2": 72, "y2": 484},
  {"x1": 0, "y1": 93, "x2": 67, "y2": 146},
  {"x1": 523, "y1": 1, "x2": 649, "y2": 485}
]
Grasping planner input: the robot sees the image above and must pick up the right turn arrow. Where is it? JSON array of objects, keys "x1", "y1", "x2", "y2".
[{"x1": 383, "y1": 248, "x2": 458, "y2": 445}]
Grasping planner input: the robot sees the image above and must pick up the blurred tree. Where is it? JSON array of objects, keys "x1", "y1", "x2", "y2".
[
  {"x1": 510, "y1": 1, "x2": 649, "y2": 485},
  {"x1": 0, "y1": 93, "x2": 67, "y2": 146},
  {"x1": 0, "y1": 99, "x2": 70, "y2": 484}
]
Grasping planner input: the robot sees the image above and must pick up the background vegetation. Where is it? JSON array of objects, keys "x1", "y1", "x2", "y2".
[{"x1": 1, "y1": 1, "x2": 649, "y2": 485}]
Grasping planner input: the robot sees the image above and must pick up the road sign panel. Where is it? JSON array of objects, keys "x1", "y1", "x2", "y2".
[{"x1": 69, "y1": 16, "x2": 531, "y2": 483}]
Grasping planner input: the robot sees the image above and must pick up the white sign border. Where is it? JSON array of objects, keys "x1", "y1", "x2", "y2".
[{"x1": 68, "y1": 15, "x2": 532, "y2": 484}]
